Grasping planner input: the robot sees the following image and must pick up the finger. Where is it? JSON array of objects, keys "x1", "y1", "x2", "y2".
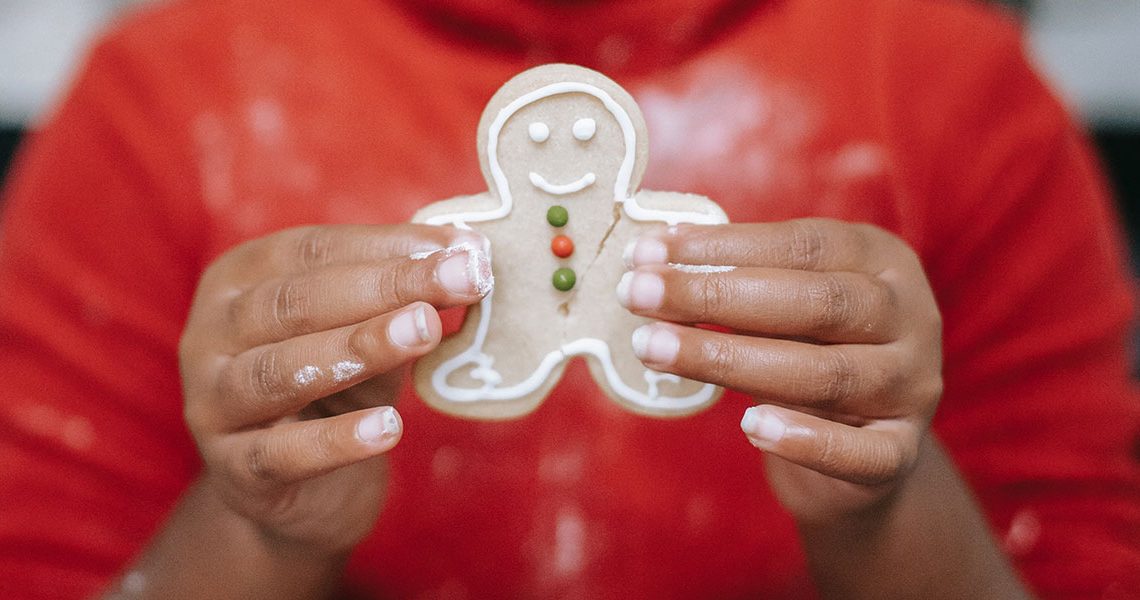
[
  {"x1": 625, "y1": 218, "x2": 881, "y2": 273},
  {"x1": 740, "y1": 405, "x2": 918, "y2": 486},
  {"x1": 617, "y1": 266, "x2": 898, "y2": 344},
  {"x1": 225, "y1": 224, "x2": 485, "y2": 279},
  {"x1": 228, "y1": 246, "x2": 492, "y2": 348},
  {"x1": 631, "y1": 323, "x2": 910, "y2": 417},
  {"x1": 204, "y1": 302, "x2": 441, "y2": 431},
  {"x1": 305, "y1": 370, "x2": 405, "y2": 418},
  {"x1": 218, "y1": 406, "x2": 402, "y2": 489}
]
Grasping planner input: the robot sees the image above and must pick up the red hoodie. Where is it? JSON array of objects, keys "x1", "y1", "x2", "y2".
[{"x1": 1, "y1": 0, "x2": 1138, "y2": 598}]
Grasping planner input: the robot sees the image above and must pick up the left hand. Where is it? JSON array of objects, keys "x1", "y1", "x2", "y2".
[{"x1": 619, "y1": 218, "x2": 943, "y2": 525}]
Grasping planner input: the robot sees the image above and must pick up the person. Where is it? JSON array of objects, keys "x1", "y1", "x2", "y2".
[{"x1": 0, "y1": 0, "x2": 1137, "y2": 598}]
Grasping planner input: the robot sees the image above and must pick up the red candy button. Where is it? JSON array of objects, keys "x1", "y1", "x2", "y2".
[{"x1": 551, "y1": 235, "x2": 574, "y2": 258}]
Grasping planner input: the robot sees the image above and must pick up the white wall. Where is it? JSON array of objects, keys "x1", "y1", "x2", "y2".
[
  {"x1": 1028, "y1": 0, "x2": 1140, "y2": 127},
  {"x1": 0, "y1": 1, "x2": 138, "y2": 125}
]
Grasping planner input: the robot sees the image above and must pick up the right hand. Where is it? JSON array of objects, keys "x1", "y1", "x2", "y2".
[{"x1": 179, "y1": 224, "x2": 490, "y2": 557}]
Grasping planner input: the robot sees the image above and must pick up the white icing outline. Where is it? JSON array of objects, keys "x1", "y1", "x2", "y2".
[
  {"x1": 668, "y1": 263, "x2": 737, "y2": 273},
  {"x1": 529, "y1": 171, "x2": 596, "y2": 195},
  {"x1": 423, "y1": 78, "x2": 725, "y2": 413}
]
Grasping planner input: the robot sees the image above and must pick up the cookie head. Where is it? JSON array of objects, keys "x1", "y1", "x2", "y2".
[{"x1": 477, "y1": 64, "x2": 649, "y2": 212}]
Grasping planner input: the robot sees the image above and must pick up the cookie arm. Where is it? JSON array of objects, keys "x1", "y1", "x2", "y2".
[
  {"x1": 411, "y1": 192, "x2": 502, "y2": 227},
  {"x1": 625, "y1": 190, "x2": 729, "y2": 226}
]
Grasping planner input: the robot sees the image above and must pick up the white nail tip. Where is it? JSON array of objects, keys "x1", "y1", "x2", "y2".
[
  {"x1": 741, "y1": 408, "x2": 786, "y2": 445},
  {"x1": 466, "y1": 245, "x2": 494, "y2": 296},
  {"x1": 622, "y1": 240, "x2": 637, "y2": 267},
  {"x1": 413, "y1": 306, "x2": 431, "y2": 342},
  {"x1": 631, "y1": 325, "x2": 651, "y2": 358},
  {"x1": 616, "y1": 271, "x2": 633, "y2": 305},
  {"x1": 357, "y1": 408, "x2": 399, "y2": 443}
]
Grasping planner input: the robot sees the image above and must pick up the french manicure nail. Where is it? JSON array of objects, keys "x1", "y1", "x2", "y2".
[
  {"x1": 622, "y1": 240, "x2": 637, "y2": 268},
  {"x1": 741, "y1": 407, "x2": 787, "y2": 447},
  {"x1": 629, "y1": 272, "x2": 664, "y2": 310},
  {"x1": 356, "y1": 407, "x2": 401, "y2": 443},
  {"x1": 631, "y1": 325, "x2": 680, "y2": 364},
  {"x1": 437, "y1": 244, "x2": 494, "y2": 296},
  {"x1": 438, "y1": 252, "x2": 475, "y2": 294},
  {"x1": 618, "y1": 271, "x2": 665, "y2": 310},
  {"x1": 389, "y1": 306, "x2": 432, "y2": 347},
  {"x1": 616, "y1": 271, "x2": 633, "y2": 305},
  {"x1": 631, "y1": 237, "x2": 667, "y2": 266}
]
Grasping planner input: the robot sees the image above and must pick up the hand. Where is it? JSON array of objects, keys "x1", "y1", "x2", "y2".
[
  {"x1": 619, "y1": 218, "x2": 943, "y2": 524},
  {"x1": 179, "y1": 224, "x2": 491, "y2": 556}
]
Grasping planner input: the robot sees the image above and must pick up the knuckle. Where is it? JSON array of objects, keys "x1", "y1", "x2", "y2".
[
  {"x1": 225, "y1": 291, "x2": 254, "y2": 342},
  {"x1": 704, "y1": 235, "x2": 736, "y2": 264},
  {"x1": 311, "y1": 423, "x2": 341, "y2": 463},
  {"x1": 848, "y1": 223, "x2": 878, "y2": 262},
  {"x1": 816, "y1": 348, "x2": 860, "y2": 406},
  {"x1": 248, "y1": 350, "x2": 288, "y2": 400},
  {"x1": 295, "y1": 227, "x2": 334, "y2": 271},
  {"x1": 214, "y1": 362, "x2": 244, "y2": 404},
  {"x1": 242, "y1": 440, "x2": 281, "y2": 485},
  {"x1": 703, "y1": 337, "x2": 739, "y2": 384},
  {"x1": 867, "y1": 278, "x2": 899, "y2": 323},
  {"x1": 696, "y1": 274, "x2": 733, "y2": 322},
  {"x1": 809, "y1": 274, "x2": 856, "y2": 333},
  {"x1": 270, "y1": 279, "x2": 312, "y2": 335},
  {"x1": 788, "y1": 219, "x2": 829, "y2": 269},
  {"x1": 346, "y1": 322, "x2": 386, "y2": 364},
  {"x1": 862, "y1": 439, "x2": 912, "y2": 485},
  {"x1": 183, "y1": 402, "x2": 209, "y2": 436},
  {"x1": 814, "y1": 426, "x2": 843, "y2": 474},
  {"x1": 876, "y1": 360, "x2": 909, "y2": 403},
  {"x1": 377, "y1": 261, "x2": 416, "y2": 308},
  {"x1": 913, "y1": 370, "x2": 945, "y2": 408}
]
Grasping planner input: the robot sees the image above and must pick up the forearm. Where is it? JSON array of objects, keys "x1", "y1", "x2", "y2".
[
  {"x1": 798, "y1": 437, "x2": 1033, "y2": 599},
  {"x1": 101, "y1": 478, "x2": 346, "y2": 600}
]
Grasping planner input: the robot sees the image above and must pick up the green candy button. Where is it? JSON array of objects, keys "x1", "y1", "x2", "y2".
[
  {"x1": 546, "y1": 205, "x2": 569, "y2": 228},
  {"x1": 552, "y1": 267, "x2": 576, "y2": 291}
]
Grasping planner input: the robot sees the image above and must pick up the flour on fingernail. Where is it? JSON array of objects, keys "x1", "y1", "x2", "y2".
[{"x1": 415, "y1": 243, "x2": 494, "y2": 295}]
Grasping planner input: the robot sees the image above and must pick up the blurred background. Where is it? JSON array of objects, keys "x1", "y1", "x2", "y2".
[{"x1": 1, "y1": 0, "x2": 1138, "y2": 261}]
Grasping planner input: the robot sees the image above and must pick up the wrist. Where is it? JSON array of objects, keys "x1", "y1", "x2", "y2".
[
  {"x1": 198, "y1": 478, "x2": 350, "y2": 578},
  {"x1": 793, "y1": 437, "x2": 1031, "y2": 599}
]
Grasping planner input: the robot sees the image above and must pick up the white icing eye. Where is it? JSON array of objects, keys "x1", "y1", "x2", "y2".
[
  {"x1": 572, "y1": 118, "x2": 596, "y2": 141},
  {"x1": 528, "y1": 121, "x2": 550, "y2": 143}
]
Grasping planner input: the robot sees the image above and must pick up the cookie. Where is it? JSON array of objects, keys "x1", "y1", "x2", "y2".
[{"x1": 412, "y1": 64, "x2": 728, "y2": 420}]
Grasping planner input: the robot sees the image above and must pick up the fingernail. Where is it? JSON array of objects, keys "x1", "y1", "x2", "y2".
[
  {"x1": 741, "y1": 407, "x2": 786, "y2": 448},
  {"x1": 438, "y1": 245, "x2": 493, "y2": 296},
  {"x1": 625, "y1": 237, "x2": 667, "y2": 267},
  {"x1": 622, "y1": 240, "x2": 636, "y2": 267},
  {"x1": 438, "y1": 253, "x2": 474, "y2": 294},
  {"x1": 617, "y1": 272, "x2": 664, "y2": 310},
  {"x1": 389, "y1": 306, "x2": 432, "y2": 347},
  {"x1": 357, "y1": 407, "x2": 401, "y2": 443},
  {"x1": 631, "y1": 325, "x2": 680, "y2": 364}
]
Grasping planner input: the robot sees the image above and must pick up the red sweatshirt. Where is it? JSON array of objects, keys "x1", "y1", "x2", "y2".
[{"x1": 1, "y1": 0, "x2": 1138, "y2": 598}]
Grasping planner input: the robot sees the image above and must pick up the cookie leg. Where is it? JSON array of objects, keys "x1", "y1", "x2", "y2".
[{"x1": 415, "y1": 292, "x2": 568, "y2": 419}]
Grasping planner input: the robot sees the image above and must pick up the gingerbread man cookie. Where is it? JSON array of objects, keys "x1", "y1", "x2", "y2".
[{"x1": 413, "y1": 64, "x2": 728, "y2": 419}]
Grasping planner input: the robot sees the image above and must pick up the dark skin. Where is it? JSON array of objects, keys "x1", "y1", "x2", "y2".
[{"x1": 103, "y1": 219, "x2": 1031, "y2": 599}]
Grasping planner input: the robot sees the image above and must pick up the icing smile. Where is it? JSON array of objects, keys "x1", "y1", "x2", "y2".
[{"x1": 528, "y1": 171, "x2": 596, "y2": 195}]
